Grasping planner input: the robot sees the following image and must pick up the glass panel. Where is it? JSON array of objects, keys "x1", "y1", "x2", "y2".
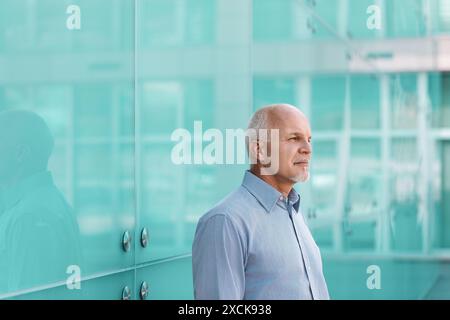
[
  {"x1": 0, "y1": 0, "x2": 135, "y2": 296},
  {"x1": 139, "y1": 0, "x2": 215, "y2": 48},
  {"x1": 253, "y1": 0, "x2": 293, "y2": 41},
  {"x1": 350, "y1": 138, "x2": 381, "y2": 165},
  {"x1": 309, "y1": 140, "x2": 339, "y2": 219},
  {"x1": 136, "y1": 257, "x2": 193, "y2": 300},
  {"x1": 385, "y1": 0, "x2": 427, "y2": 38},
  {"x1": 390, "y1": 138, "x2": 423, "y2": 252},
  {"x1": 390, "y1": 74, "x2": 418, "y2": 130},
  {"x1": 431, "y1": 0, "x2": 450, "y2": 34},
  {"x1": 307, "y1": 140, "x2": 338, "y2": 250},
  {"x1": 311, "y1": 75, "x2": 346, "y2": 131},
  {"x1": 430, "y1": 73, "x2": 450, "y2": 128},
  {"x1": 253, "y1": 78, "x2": 296, "y2": 109},
  {"x1": 311, "y1": 226, "x2": 334, "y2": 249},
  {"x1": 308, "y1": 0, "x2": 340, "y2": 39},
  {"x1": 253, "y1": 0, "x2": 337, "y2": 41},
  {"x1": 9, "y1": 270, "x2": 135, "y2": 300},
  {"x1": 433, "y1": 141, "x2": 450, "y2": 249},
  {"x1": 350, "y1": 75, "x2": 380, "y2": 129},
  {"x1": 343, "y1": 221, "x2": 377, "y2": 251},
  {"x1": 345, "y1": 137, "x2": 382, "y2": 261},
  {"x1": 324, "y1": 259, "x2": 442, "y2": 299},
  {"x1": 136, "y1": 0, "x2": 249, "y2": 263}
]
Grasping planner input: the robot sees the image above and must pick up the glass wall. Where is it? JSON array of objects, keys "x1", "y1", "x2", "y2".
[
  {"x1": 0, "y1": 0, "x2": 449, "y2": 300},
  {"x1": 0, "y1": 0, "x2": 136, "y2": 299}
]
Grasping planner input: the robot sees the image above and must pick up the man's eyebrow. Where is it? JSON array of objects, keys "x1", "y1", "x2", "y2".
[{"x1": 288, "y1": 132, "x2": 311, "y2": 138}]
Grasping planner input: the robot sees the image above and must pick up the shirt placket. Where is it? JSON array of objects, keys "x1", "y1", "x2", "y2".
[{"x1": 287, "y1": 199, "x2": 316, "y2": 299}]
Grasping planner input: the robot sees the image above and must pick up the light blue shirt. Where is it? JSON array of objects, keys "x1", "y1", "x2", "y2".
[{"x1": 192, "y1": 170, "x2": 329, "y2": 300}]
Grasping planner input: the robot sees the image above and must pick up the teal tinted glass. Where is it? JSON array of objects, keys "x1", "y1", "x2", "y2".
[
  {"x1": 253, "y1": 0, "x2": 293, "y2": 41},
  {"x1": 0, "y1": 0, "x2": 135, "y2": 298},
  {"x1": 136, "y1": 0, "x2": 249, "y2": 263},
  {"x1": 390, "y1": 73, "x2": 419, "y2": 130},
  {"x1": 253, "y1": 78, "x2": 296, "y2": 108},
  {"x1": 430, "y1": 73, "x2": 450, "y2": 128},
  {"x1": 385, "y1": 0, "x2": 427, "y2": 38},
  {"x1": 0, "y1": 0, "x2": 449, "y2": 300},
  {"x1": 350, "y1": 75, "x2": 380, "y2": 129},
  {"x1": 311, "y1": 75, "x2": 345, "y2": 131},
  {"x1": 431, "y1": 0, "x2": 450, "y2": 34}
]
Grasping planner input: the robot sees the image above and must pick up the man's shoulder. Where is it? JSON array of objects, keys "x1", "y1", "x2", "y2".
[{"x1": 198, "y1": 186, "x2": 256, "y2": 226}]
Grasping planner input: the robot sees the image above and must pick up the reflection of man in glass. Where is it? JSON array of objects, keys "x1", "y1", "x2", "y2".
[
  {"x1": 193, "y1": 104, "x2": 329, "y2": 300},
  {"x1": 0, "y1": 110, "x2": 81, "y2": 295}
]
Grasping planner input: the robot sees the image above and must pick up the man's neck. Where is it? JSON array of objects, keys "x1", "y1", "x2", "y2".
[{"x1": 250, "y1": 167, "x2": 293, "y2": 198}]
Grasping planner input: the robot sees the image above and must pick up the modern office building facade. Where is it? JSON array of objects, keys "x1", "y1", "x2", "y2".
[{"x1": 0, "y1": 0, "x2": 449, "y2": 299}]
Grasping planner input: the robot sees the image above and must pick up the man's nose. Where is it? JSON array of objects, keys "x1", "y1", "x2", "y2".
[{"x1": 299, "y1": 142, "x2": 311, "y2": 155}]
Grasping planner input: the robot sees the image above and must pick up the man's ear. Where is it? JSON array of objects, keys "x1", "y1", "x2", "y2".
[
  {"x1": 248, "y1": 140, "x2": 259, "y2": 165},
  {"x1": 257, "y1": 139, "x2": 270, "y2": 166}
]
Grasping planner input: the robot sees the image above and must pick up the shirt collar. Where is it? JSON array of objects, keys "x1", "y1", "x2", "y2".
[{"x1": 241, "y1": 170, "x2": 300, "y2": 214}]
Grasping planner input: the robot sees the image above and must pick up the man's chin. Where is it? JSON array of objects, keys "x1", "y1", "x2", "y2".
[{"x1": 290, "y1": 172, "x2": 309, "y2": 183}]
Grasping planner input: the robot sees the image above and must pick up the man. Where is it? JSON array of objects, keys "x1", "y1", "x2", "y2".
[
  {"x1": 0, "y1": 109, "x2": 81, "y2": 295},
  {"x1": 192, "y1": 104, "x2": 329, "y2": 300}
]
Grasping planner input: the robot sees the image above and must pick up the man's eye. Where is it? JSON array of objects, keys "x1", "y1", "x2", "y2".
[{"x1": 289, "y1": 137, "x2": 297, "y2": 141}]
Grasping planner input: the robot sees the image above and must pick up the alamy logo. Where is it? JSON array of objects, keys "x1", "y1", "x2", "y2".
[
  {"x1": 66, "y1": 265, "x2": 81, "y2": 290},
  {"x1": 366, "y1": 265, "x2": 381, "y2": 290},
  {"x1": 366, "y1": 5, "x2": 381, "y2": 30},
  {"x1": 171, "y1": 121, "x2": 280, "y2": 175},
  {"x1": 66, "y1": 5, "x2": 81, "y2": 30}
]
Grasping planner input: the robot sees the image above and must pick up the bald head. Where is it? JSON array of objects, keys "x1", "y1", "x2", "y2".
[{"x1": 247, "y1": 104, "x2": 307, "y2": 131}]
